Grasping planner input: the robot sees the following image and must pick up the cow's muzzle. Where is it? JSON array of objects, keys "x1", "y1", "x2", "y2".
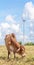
[{"x1": 22, "y1": 53, "x2": 26, "y2": 57}]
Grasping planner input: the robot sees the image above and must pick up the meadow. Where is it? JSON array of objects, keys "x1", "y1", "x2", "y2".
[{"x1": 0, "y1": 46, "x2": 34, "y2": 65}]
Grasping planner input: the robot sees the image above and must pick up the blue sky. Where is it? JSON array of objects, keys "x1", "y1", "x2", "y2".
[{"x1": 0, "y1": 0, "x2": 34, "y2": 45}]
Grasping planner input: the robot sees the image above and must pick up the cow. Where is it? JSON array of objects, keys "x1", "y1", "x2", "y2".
[{"x1": 5, "y1": 33, "x2": 25, "y2": 59}]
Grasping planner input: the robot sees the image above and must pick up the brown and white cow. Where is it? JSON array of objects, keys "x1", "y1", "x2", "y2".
[{"x1": 5, "y1": 33, "x2": 25, "y2": 59}]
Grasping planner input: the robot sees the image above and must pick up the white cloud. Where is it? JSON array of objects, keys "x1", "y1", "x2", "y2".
[
  {"x1": 22, "y1": 2, "x2": 34, "y2": 21},
  {"x1": 16, "y1": 35, "x2": 28, "y2": 41},
  {"x1": 0, "y1": 22, "x2": 20, "y2": 34},
  {"x1": 0, "y1": 27, "x2": 1, "y2": 30},
  {"x1": 1, "y1": 23, "x2": 10, "y2": 29},
  {"x1": 20, "y1": 35, "x2": 28, "y2": 39},
  {"x1": 11, "y1": 24, "x2": 20, "y2": 32},
  {"x1": 30, "y1": 23, "x2": 33, "y2": 27},
  {"x1": 5, "y1": 15, "x2": 16, "y2": 23},
  {"x1": 16, "y1": 34, "x2": 28, "y2": 43},
  {"x1": 5, "y1": 15, "x2": 20, "y2": 33},
  {"x1": 0, "y1": 32, "x2": 2, "y2": 39},
  {"x1": 22, "y1": 2, "x2": 34, "y2": 43},
  {"x1": 5, "y1": 15, "x2": 13, "y2": 21},
  {"x1": 30, "y1": 31, "x2": 33, "y2": 34},
  {"x1": 24, "y1": 35, "x2": 28, "y2": 39},
  {"x1": 6, "y1": 29, "x2": 11, "y2": 34}
]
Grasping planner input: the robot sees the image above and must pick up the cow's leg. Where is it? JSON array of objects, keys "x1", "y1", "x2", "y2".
[
  {"x1": 14, "y1": 52, "x2": 15, "y2": 58},
  {"x1": 13, "y1": 52, "x2": 15, "y2": 58},
  {"x1": 8, "y1": 51, "x2": 10, "y2": 59}
]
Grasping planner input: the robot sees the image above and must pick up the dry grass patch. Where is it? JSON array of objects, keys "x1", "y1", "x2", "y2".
[{"x1": 0, "y1": 46, "x2": 34, "y2": 65}]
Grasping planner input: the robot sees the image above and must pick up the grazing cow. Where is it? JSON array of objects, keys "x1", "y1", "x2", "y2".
[{"x1": 5, "y1": 33, "x2": 25, "y2": 59}]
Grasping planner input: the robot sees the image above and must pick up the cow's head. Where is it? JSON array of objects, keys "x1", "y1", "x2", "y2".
[{"x1": 19, "y1": 45, "x2": 26, "y2": 57}]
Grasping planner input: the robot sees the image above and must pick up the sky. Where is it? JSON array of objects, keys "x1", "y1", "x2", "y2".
[{"x1": 0, "y1": 0, "x2": 34, "y2": 45}]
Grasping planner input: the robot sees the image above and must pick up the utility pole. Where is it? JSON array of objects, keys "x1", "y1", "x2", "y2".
[{"x1": 22, "y1": 18, "x2": 25, "y2": 43}]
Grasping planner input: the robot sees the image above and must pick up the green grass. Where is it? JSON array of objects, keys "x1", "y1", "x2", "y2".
[{"x1": 0, "y1": 46, "x2": 34, "y2": 65}]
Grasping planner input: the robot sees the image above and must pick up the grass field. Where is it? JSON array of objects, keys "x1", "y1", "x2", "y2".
[{"x1": 0, "y1": 46, "x2": 34, "y2": 65}]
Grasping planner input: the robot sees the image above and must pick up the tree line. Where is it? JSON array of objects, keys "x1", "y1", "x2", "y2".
[{"x1": 19, "y1": 41, "x2": 34, "y2": 46}]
